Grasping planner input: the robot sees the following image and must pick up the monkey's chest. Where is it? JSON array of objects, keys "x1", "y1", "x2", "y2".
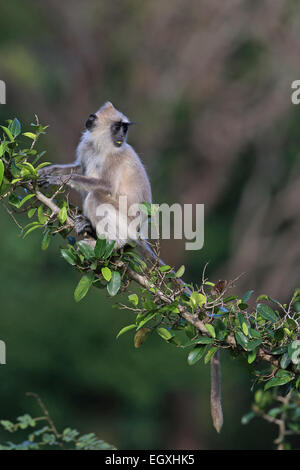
[
  {"x1": 83, "y1": 158, "x2": 103, "y2": 179},
  {"x1": 83, "y1": 154, "x2": 121, "y2": 197}
]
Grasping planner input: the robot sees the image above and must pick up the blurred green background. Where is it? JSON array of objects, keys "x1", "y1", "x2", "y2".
[{"x1": 0, "y1": 0, "x2": 300, "y2": 449}]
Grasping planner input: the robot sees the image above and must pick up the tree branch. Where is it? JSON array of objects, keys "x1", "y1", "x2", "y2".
[{"x1": 27, "y1": 185, "x2": 286, "y2": 371}]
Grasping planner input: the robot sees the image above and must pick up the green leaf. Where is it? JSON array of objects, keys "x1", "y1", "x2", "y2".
[
  {"x1": 27, "y1": 207, "x2": 37, "y2": 218},
  {"x1": 238, "y1": 313, "x2": 250, "y2": 336},
  {"x1": 288, "y1": 342, "x2": 300, "y2": 365},
  {"x1": 128, "y1": 294, "x2": 139, "y2": 306},
  {"x1": 256, "y1": 303, "x2": 278, "y2": 322},
  {"x1": 183, "y1": 336, "x2": 214, "y2": 348},
  {"x1": 223, "y1": 295, "x2": 238, "y2": 303},
  {"x1": 107, "y1": 271, "x2": 121, "y2": 296},
  {"x1": 264, "y1": 370, "x2": 294, "y2": 390},
  {"x1": 74, "y1": 272, "x2": 94, "y2": 302},
  {"x1": 101, "y1": 267, "x2": 112, "y2": 282},
  {"x1": 23, "y1": 132, "x2": 36, "y2": 140},
  {"x1": 175, "y1": 265, "x2": 185, "y2": 278},
  {"x1": 20, "y1": 161, "x2": 37, "y2": 177},
  {"x1": 61, "y1": 248, "x2": 78, "y2": 266},
  {"x1": 187, "y1": 346, "x2": 206, "y2": 365},
  {"x1": 0, "y1": 143, "x2": 6, "y2": 157},
  {"x1": 242, "y1": 322, "x2": 249, "y2": 336},
  {"x1": 94, "y1": 236, "x2": 108, "y2": 258},
  {"x1": 185, "y1": 323, "x2": 196, "y2": 339},
  {"x1": 194, "y1": 336, "x2": 215, "y2": 345},
  {"x1": 77, "y1": 241, "x2": 95, "y2": 260},
  {"x1": 8, "y1": 194, "x2": 21, "y2": 207},
  {"x1": 238, "y1": 302, "x2": 248, "y2": 310},
  {"x1": 10, "y1": 118, "x2": 21, "y2": 136},
  {"x1": 58, "y1": 206, "x2": 67, "y2": 224},
  {"x1": 205, "y1": 324, "x2": 216, "y2": 338},
  {"x1": 9, "y1": 193, "x2": 35, "y2": 209},
  {"x1": 38, "y1": 205, "x2": 48, "y2": 224},
  {"x1": 190, "y1": 292, "x2": 206, "y2": 308},
  {"x1": 156, "y1": 327, "x2": 173, "y2": 341},
  {"x1": 235, "y1": 331, "x2": 249, "y2": 350},
  {"x1": 0, "y1": 160, "x2": 4, "y2": 186},
  {"x1": 1, "y1": 126, "x2": 14, "y2": 142},
  {"x1": 214, "y1": 319, "x2": 227, "y2": 341},
  {"x1": 159, "y1": 265, "x2": 171, "y2": 272},
  {"x1": 103, "y1": 240, "x2": 116, "y2": 259},
  {"x1": 249, "y1": 328, "x2": 262, "y2": 339},
  {"x1": 204, "y1": 346, "x2": 218, "y2": 364},
  {"x1": 35, "y1": 162, "x2": 51, "y2": 171},
  {"x1": 136, "y1": 312, "x2": 157, "y2": 329},
  {"x1": 0, "y1": 420, "x2": 15, "y2": 432},
  {"x1": 19, "y1": 193, "x2": 36, "y2": 208},
  {"x1": 271, "y1": 346, "x2": 287, "y2": 355},
  {"x1": 242, "y1": 290, "x2": 254, "y2": 302},
  {"x1": 246, "y1": 339, "x2": 262, "y2": 351},
  {"x1": 248, "y1": 350, "x2": 256, "y2": 364},
  {"x1": 165, "y1": 272, "x2": 176, "y2": 279},
  {"x1": 116, "y1": 324, "x2": 136, "y2": 339},
  {"x1": 241, "y1": 411, "x2": 255, "y2": 425},
  {"x1": 41, "y1": 230, "x2": 51, "y2": 251},
  {"x1": 267, "y1": 408, "x2": 282, "y2": 418},
  {"x1": 280, "y1": 352, "x2": 291, "y2": 369},
  {"x1": 23, "y1": 223, "x2": 43, "y2": 238}
]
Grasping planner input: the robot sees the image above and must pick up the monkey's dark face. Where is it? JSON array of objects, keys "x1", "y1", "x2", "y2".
[{"x1": 110, "y1": 121, "x2": 129, "y2": 147}]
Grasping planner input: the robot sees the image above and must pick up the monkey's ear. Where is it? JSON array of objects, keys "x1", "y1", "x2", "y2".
[{"x1": 85, "y1": 113, "x2": 97, "y2": 130}]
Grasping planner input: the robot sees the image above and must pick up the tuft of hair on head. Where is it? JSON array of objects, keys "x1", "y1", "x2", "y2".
[
  {"x1": 102, "y1": 101, "x2": 114, "y2": 109},
  {"x1": 97, "y1": 101, "x2": 129, "y2": 125}
]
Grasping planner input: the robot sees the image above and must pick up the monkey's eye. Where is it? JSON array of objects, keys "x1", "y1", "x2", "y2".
[
  {"x1": 112, "y1": 122, "x2": 122, "y2": 133},
  {"x1": 122, "y1": 123, "x2": 129, "y2": 133}
]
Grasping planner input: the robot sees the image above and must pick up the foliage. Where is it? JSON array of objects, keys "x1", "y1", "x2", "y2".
[
  {"x1": 242, "y1": 389, "x2": 300, "y2": 450},
  {"x1": 0, "y1": 394, "x2": 116, "y2": 450},
  {"x1": 0, "y1": 118, "x2": 300, "y2": 449}
]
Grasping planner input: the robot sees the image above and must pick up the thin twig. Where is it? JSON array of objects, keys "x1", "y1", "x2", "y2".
[{"x1": 26, "y1": 392, "x2": 61, "y2": 441}]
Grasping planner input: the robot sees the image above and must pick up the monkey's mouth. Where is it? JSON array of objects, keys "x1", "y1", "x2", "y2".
[{"x1": 114, "y1": 139, "x2": 123, "y2": 147}]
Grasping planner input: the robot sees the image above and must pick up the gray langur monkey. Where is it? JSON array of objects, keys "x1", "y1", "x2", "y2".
[
  {"x1": 38, "y1": 101, "x2": 152, "y2": 247},
  {"x1": 38, "y1": 100, "x2": 223, "y2": 433}
]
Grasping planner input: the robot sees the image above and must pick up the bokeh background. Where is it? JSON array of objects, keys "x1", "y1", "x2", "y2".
[{"x1": 0, "y1": 0, "x2": 300, "y2": 449}]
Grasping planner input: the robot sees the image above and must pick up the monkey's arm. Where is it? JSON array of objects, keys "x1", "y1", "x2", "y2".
[
  {"x1": 39, "y1": 173, "x2": 111, "y2": 194},
  {"x1": 38, "y1": 162, "x2": 82, "y2": 176}
]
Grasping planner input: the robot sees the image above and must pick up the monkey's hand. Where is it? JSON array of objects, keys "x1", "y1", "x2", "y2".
[
  {"x1": 37, "y1": 174, "x2": 70, "y2": 188},
  {"x1": 37, "y1": 166, "x2": 52, "y2": 178},
  {"x1": 74, "y1": 214, "x2": 96, "y2": 237}
]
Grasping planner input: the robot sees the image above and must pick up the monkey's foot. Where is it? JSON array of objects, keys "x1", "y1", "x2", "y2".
[{"x1": 74, "y1": 215, "x2": 96, "y2": 237}]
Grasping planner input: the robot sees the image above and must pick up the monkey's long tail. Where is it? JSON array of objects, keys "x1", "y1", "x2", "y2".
[
  {"x1": 210, "y1": 350, "x2": 223, "y2": 433},
  {"x1": 138, "y1": 239, "x2": 223, "y2": 433}
]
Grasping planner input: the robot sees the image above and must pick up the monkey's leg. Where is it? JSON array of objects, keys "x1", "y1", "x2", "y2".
[
  {"x1": 210, "y1": 350, "x2": 223, "y2": 433},
  {"x1": 84, "y1": 190, "x2": 130, "y2": 248}
]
